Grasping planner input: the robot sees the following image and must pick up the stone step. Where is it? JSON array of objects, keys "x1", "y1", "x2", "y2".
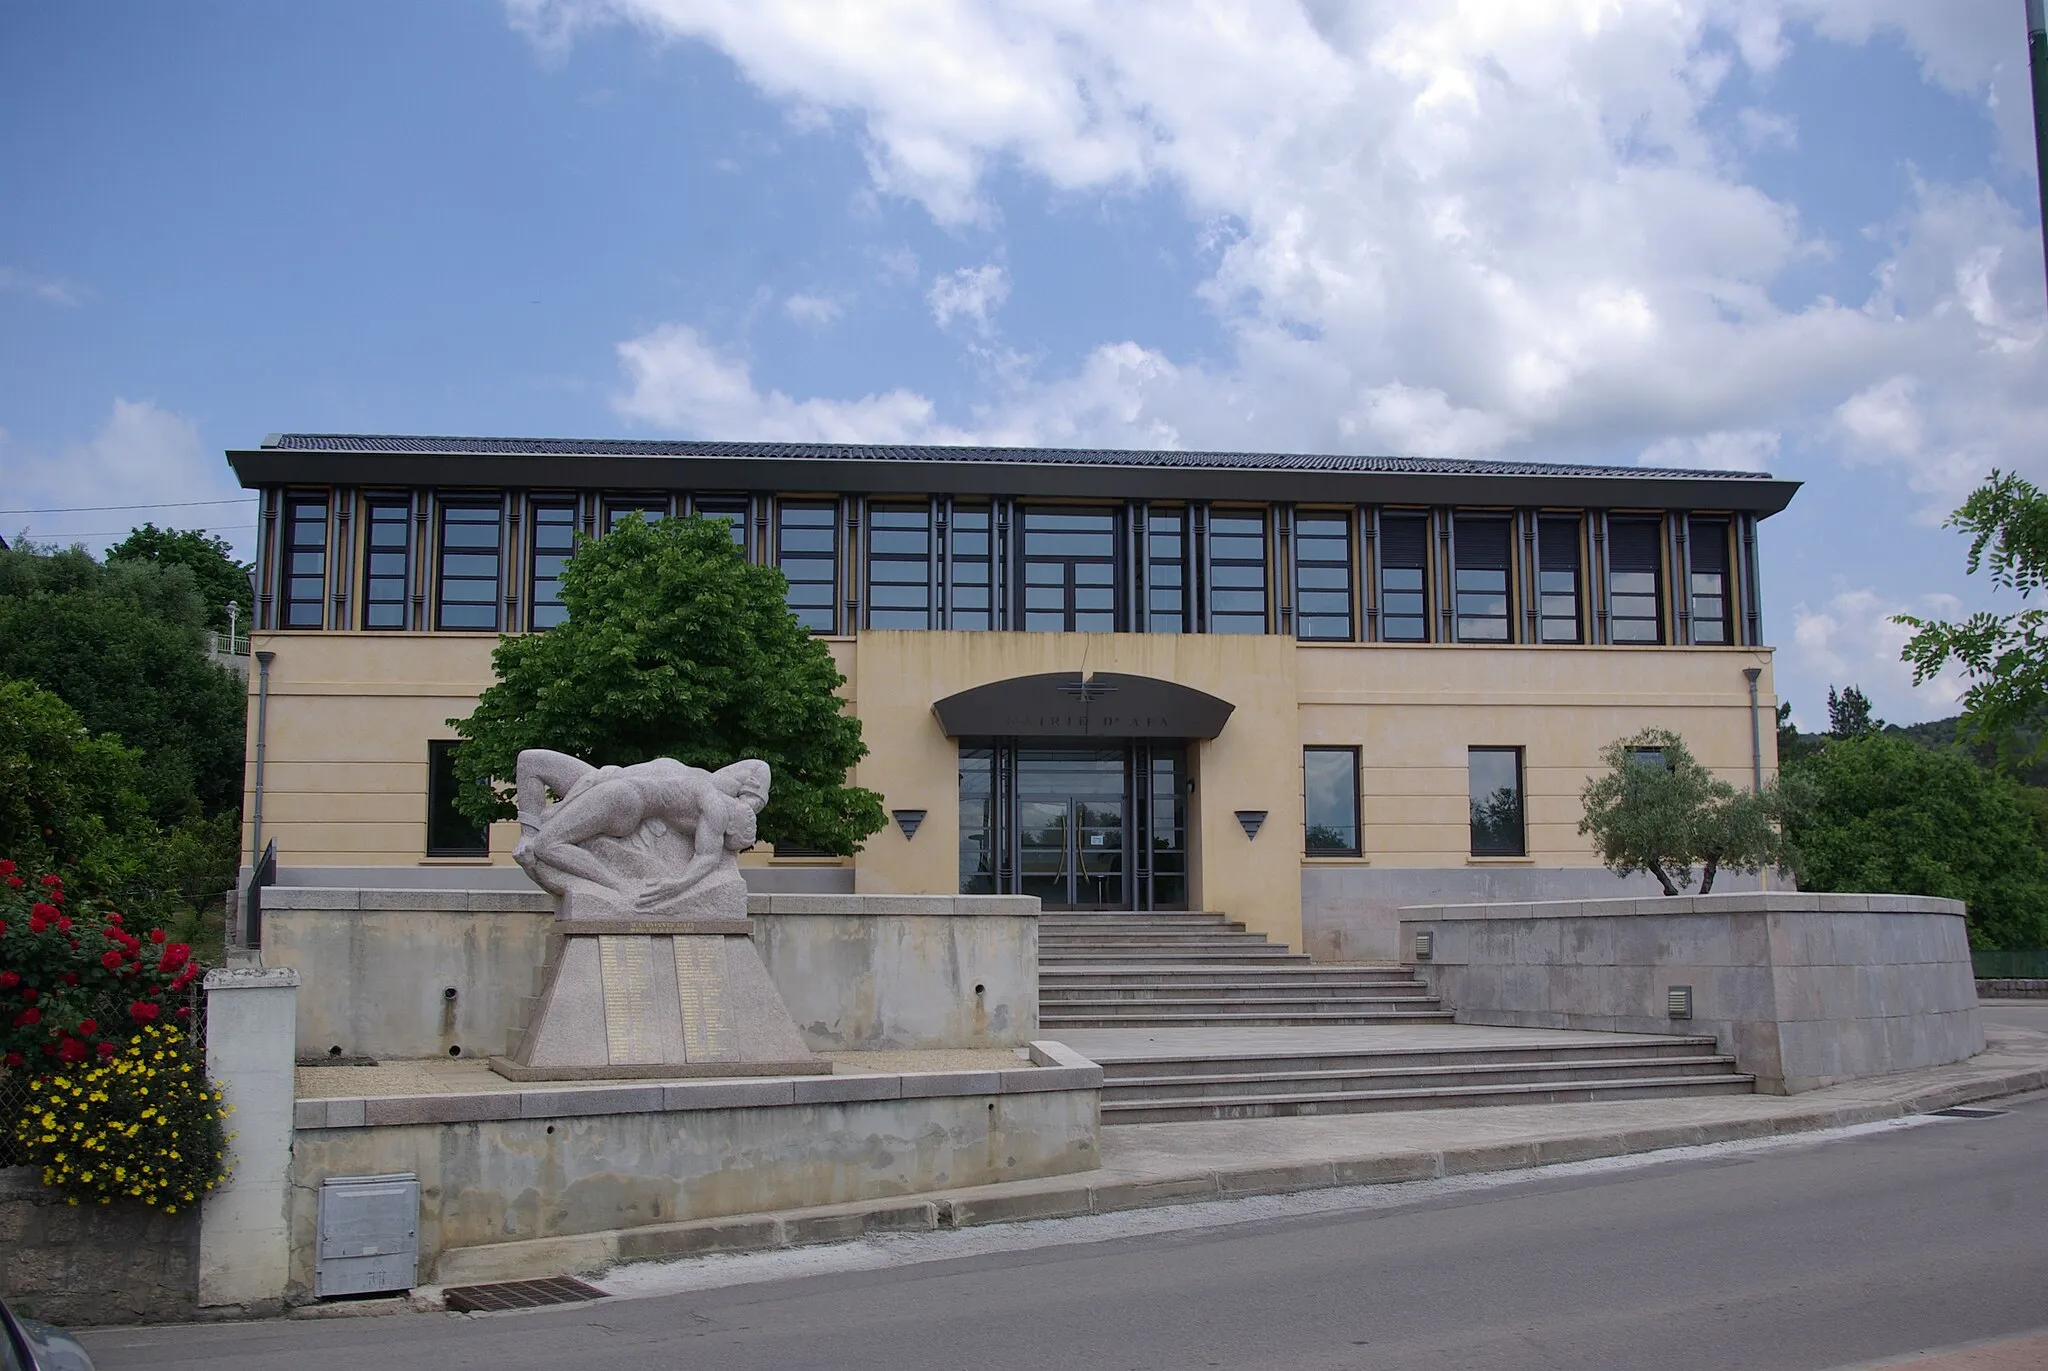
[
  {"x1": 1102, "y1": 1054, "x2": 1743, "y2": 1102},
  {"x1": 1043, "y1": 994, "x2": 1440, "y2": 1013},
  {"x1": 1038, "y1": 930, "x2": 1272, "y2": 943},
  {"x1": 1099, "y1": 1073, "x2": 1757, "y2": 1124},
  {"x1": 1040, "y1": 947, "x2": 1310, "y2": 962},
  {"x1": 1040, "y1": 967, "x2": 1417, "y2": 985},
  {"x1": 1039, "y1": 1009, "x2": 1458, "y2": 1028},
  {"x1": 1086, "y1": 1037, "x2": 1728, "y2": 1080},
  {"x1": 1041, "y1": 986, "x2": 1434, "y2": 1004}
]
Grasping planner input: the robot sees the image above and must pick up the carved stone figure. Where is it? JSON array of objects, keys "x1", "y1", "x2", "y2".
[{"x1": 512, "y1": 750, "x2": 770, "y2": 923}]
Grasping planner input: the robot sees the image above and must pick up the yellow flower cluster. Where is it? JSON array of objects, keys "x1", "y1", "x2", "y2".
[{"x1": 14, "y1": 1022, "x2": 232, "y2": 1212}]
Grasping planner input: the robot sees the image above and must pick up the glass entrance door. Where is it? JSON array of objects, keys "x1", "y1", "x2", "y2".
[{"x1": 1016, "y1": 748, "x2": 1126, "y2": 909}]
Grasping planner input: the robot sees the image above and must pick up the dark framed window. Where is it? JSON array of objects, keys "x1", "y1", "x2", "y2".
[
  {"x1": 692, "y1": 495, "x2": 750, "y2": 553},
  {"x1": 281, "y1": 494, "x2": 328, "y2": 629},
  {"x1": 1295, "y1": 512, "x2": 1353, "y2": 641},
  {"x1": 1022, "y1": 507, "x2": 1118, "y2": 632},
  {"x1": 1379, "y1": 512, "x2": 1430, "y2": 641},
  {"x1": 1303, "y1": 746, "x2": 1361, "y2": 856},
  {"x1": 1688, "y1": 518, "x2": 1732, "y2": 644},
  {"x1": 528, "y1": 499, "x2": 577, "y2": 630},
  {"x1": 948, "y1": 504, "x2": 993, "y2": 630},
  {"x1": 1468, "y1": 747, "x2": 1525, "y2": 856},
  {"x1": 1146, "y1": 507, "x2": 1188, "y2": 633},
  {"x1": 1629, "y1": 747, "x2": 1667, "y2": 769},
  {"x1": 1208, "y1": 510, "x2": 1268, "y2": 634},
  {"x1": 426, "y1": 741, "x2": 488, "y2": 856},
  {"x1": 959, "y1": 745, "x2": 996, "y2": 895},
  {"x1": 867, "y1": 503, "x2": 932, "y2": 629},
  {"x1": 361, "y1": 496, "x2": 411, "y2": 630},
  {"x1": 1538, "y1": 516, "x2": 1583, "y2": 643},
  {"x1": 435, "y1": 500, "x2": 503, "y2": 630},
  {"x1": 1607, "y1": 516, "x2": 1664, "y2": 644},
  {"x1": 1453, "y1": 515, "x2": 1512, "y2": 642},
  {"x1": 777, "y1": 501, "x2": 838, "y2": 633},
  {"x1": 603, "y1": 497, "x2": 669, "y2": 533}
]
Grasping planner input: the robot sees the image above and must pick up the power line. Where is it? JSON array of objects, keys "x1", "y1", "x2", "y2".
[{"x1": 0, "y1": 497, "x2": 255, "y2": 515}]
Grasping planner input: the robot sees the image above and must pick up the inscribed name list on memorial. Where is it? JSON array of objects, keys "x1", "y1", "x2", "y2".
[
  {"x1": 674, "y1": 939, "x2": 732, "y2": 1062},
  {"x1": 599, "y1": 935, "x2": 656, "y2": 1064}
]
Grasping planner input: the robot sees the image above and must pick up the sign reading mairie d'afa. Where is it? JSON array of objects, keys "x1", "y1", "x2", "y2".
[{"x1": 931, "y1": 673, "x2": 1235, "y2": 739}]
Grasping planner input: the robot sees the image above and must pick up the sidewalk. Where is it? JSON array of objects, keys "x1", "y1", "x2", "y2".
[{"x1": 427, "y1": 1008, "x2": 2048, "y2": 1290}]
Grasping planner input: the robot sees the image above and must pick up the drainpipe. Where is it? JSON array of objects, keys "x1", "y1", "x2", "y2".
[
  {"x1": 245, "y1": 650, "x2": 276, "y2": 947},
  {"x1": 1742, "y1": 666, "x2": 1764, "y2": 794},
  {"x1": 2030, "y1": 0, "x2": 2048, "y2": 298}
]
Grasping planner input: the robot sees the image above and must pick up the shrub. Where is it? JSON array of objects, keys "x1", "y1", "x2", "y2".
[
  {"x1": 0, "y1": 864, "x2": 204, "y2": 1069},
  {"x1": 15, "y1": 1021, "x2": 230, "y2": 1210}
]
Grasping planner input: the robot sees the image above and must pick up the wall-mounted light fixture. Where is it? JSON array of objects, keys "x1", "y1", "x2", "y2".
[
  {"x1": 1413, "y1": 930, "x2": 1433, "y2": 962},
  {"x1": 1235, "y1": 810, "x2": 1267, "y2": 840},
  {"x1": 1667, "y1": 985, "x2": 1693, "y2": 1020},
  {"x1": 892, "y1": 809, "x2": 928, "y2": 841}
]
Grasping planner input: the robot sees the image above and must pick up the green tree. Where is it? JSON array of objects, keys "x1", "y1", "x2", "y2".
[
  {"x1": 107, "y1": 524, "x2": 253, "y2": 637},
  {"x1": 1579, "y1": 729, "x2": 1797, "y2": 895},
  {"x1": 0, "y1": 678, "x2": 155, "y2": 877},
  {"x1": 1899, "y1": 470, "x2": 2048, "y2": 762},
  {"x1": 1826, "y1": 684, "x2": 1880, "y2": 739},
  {"x1": 1788, "y1": 732, "x2": 2048, "y2": 950},
  {"x1": 449, "y1": 514, "x2": 886, "y2": 854}
]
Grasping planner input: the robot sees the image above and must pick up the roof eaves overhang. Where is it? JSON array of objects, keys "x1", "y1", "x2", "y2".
[{"x1": 225, "y1": 448, "x2": 1801, "y2": 517}]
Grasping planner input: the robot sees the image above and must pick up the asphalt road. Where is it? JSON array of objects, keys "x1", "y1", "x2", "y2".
[{"x1": 82, "y1": 1085, "x2": 2048, "y2": 1371}]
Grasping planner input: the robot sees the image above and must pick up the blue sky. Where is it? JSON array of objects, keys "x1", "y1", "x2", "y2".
[{"x1": 2, "y1": 1, "x2": 2045, "y2": 729}]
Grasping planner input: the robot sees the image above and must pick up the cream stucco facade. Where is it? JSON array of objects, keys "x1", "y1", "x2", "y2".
[{"x1": 240, "y1": 628, "x2": 1777, "y2": 956}]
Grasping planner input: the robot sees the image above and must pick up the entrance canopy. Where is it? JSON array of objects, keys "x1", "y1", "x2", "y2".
[{"x1": 933, "y1": 672, "x2": 1234, "y2": 739}]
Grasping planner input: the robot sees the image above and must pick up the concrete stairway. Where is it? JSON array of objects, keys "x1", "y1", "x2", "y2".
[
  {"x1": 1087, "y1": 1034, "x2": 1756, "y2": 1124},
  {"x1": 1038, "y1": 910, "x2": 1454, "y2": 1029}
]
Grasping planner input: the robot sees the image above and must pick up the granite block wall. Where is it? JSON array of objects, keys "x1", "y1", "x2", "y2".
[{"x1": 0, "y1": 1166, "x2": 200, "y2": 1325}]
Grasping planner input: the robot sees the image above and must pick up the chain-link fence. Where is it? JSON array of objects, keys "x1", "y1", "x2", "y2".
[
  {"x1": 1972, "y1": 949, "x2": 2048, "y2": 978},
  {"x1": 0, "y1": 982, "x2": 209, "y2": 1170}
]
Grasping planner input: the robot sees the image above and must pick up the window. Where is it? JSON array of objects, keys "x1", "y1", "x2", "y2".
[
  {"x1": 692, "y1": 496, "x2": 750, "y2": 553},
  {"x1": 777, "y1": 501, "x2": 838, "y2": 633},
  {"x1": 959, "y1": 745, "x2": 996, "y2": 894},
  {"x1": 435, "y1": 500, "x2": 503, "y2": 630},
  {"x1": 1607, "y1": 517, "x2": 1664, "y2": 644},
  {"x1": 528, "y1": 499, "x2": 577, "y2": 630},
  {"x1": 1468, "y1": 747, "x2": 1525, "y2": 856},
  {"x1": 426, "y1": 741, "x2": 488, "y2": 856},
  {"x1": 1538, "y1": 516, "x2": 1583, "y2": 643},
  {"x1": 1295, "y1": 512, "x2": 1353, "y2": 640},
  {"x1": 603, "y1": 497, "x2": 669, "y2": 533},
  {"x1": 868, "y1": 503, "x2": 932, "y2": 628},
  {"x1": 948, "y1": 504, "x2": 993, "y2": 630},
  {"x1": 1022, "y1": 507, "x2": 1118, "y2": 632},
  {"x1": 1303, "y1": 747, "x2": 1361, "y2": 856},
  {"x1": 1688, "y1": 518, "x2": 1732, "y2": 644},
  {"x1": 1146, "y1": 507, "x2": 1188, "y2": 633},
  {"x1": 1629, "y1": 747, "x2": 1667, "y2": 769},
  {"x1": 1379, "y1": 512, "x2": 1430, "y2": 641},
  {"x1": 1208, "y1": 510, "x2": 1268, "y2": 634},
  {"x1": 360, "y1": 496, "x2": 410, "y2": 630},
  {"x1": 281, "y1": 494, "x2": 328, "y2": 628},
  {"x1": 1453, "y1": 515, "x2": 1512, "y2": 642}
]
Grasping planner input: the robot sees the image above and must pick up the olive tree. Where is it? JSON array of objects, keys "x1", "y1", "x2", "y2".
[{"x1": 1578, "y1": 729, "x2": 1799, "y2": 896}]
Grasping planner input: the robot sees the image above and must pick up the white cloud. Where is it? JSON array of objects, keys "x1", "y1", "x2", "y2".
[
  {"x1": 0, "y1": 267, "x2": 83, "y2": 307},
  {"x1": 1735, "y1": 106, "x2": 1797, "y2": 151},
  {"x1": 1, "y1": 399, "x2": 248, "y2": 556},
  {"x1": 782, "y1": 292, "x2": 843, "y2": 327},
  {"x1": 1787, "y1": 586, "x2": 1966, "y2": 726},
  {"x1": 927, "y1": 264, "x2": 1009, "y2": 337},
  {"x1": 1639, "y1": 429, "x2": 1781, "y2": 472}
]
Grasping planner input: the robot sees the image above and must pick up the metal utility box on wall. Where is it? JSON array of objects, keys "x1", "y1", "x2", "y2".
[{"x1": 315, "y1": 1172, "x2": 419, "y2": 1298}]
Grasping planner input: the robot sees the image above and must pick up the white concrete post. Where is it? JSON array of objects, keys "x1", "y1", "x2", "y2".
[{"x1": 198, "y1": 966, "x2": 300, "y2": 1310}]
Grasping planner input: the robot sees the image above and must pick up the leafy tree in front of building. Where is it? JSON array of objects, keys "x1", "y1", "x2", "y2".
[
  {"x1": 449, "y1": 514, "x2": 887, "y2": 855},
  {"x1": 107, "y1": 524, "x2": 253, "y2": 638},
  {"x1": 1785, "y1": 732, "x2": 2048, "y2": 950},
  {"x1": 1579, "y1": 729, "x2": 1799, "y2": 896}
]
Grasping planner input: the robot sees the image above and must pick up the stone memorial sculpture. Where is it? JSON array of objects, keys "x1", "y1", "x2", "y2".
[{"x1": 491, "y1": 749, "x2": 828, "y2": 1081}]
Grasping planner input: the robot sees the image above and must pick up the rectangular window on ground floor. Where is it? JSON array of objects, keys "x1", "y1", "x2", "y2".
[
  {"x1": 1303, "y1": 746, "x2": 1361, "y2": 856},
  {"x1": 1468, "y1": 746, "x2": 1525, "y2": 856},
  {"x1": 426, "y1": 741, "x2": 489, "y2": 857}
]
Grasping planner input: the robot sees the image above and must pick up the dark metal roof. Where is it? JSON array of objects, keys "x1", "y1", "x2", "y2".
[
  {"x1": 230, "y1": 434, "x2": 1799, "y2": 515},
  {"x1": 260, "y1": 433, "x2": 1769, "y2": 482}
]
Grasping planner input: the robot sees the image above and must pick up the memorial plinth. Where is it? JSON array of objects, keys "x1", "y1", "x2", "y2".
[{"x1": 488, "y1": 750, "x2": 829, "y2": 1082}]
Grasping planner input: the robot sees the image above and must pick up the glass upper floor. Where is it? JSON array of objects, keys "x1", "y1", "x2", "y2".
[{"x1": 254, "y1": 485, "x2": 1766, "y2": 648}]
